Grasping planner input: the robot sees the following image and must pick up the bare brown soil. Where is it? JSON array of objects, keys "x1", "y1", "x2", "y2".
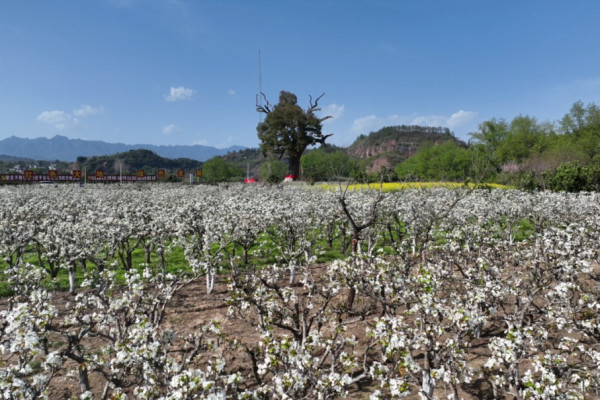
[
  {"x1": 25, "y1": 271, "x2": 486, "y2": 399},
  {"x1": 5, "y1": 262, "x2": 599, "y2": 399}
]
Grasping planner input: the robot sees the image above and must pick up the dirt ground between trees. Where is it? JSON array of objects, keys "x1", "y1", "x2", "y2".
[
  {"x1": 3, "y1": 266, "x2": 497, "y2": 400},
  {"x1": 5, "y1": 261, "x2": 597, "y2": 399}
]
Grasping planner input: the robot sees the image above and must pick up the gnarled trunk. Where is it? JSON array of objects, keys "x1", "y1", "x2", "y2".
[{"x1": 287, "y1": 153, "x2": 302, "y2": 180}]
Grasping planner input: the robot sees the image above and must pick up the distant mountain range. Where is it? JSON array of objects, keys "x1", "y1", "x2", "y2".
[{"x1": 0, "y1": 135, "x2": 245, "y2": 162}]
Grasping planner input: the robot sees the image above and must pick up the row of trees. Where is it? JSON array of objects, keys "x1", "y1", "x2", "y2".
[{"x1": 395, "y1": 101, "x2": 600, "y2": 190}]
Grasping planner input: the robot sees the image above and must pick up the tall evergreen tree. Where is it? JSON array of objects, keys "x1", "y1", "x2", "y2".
[{"x1": 256, "y1": 91, "x2": 332, "y2": 179}]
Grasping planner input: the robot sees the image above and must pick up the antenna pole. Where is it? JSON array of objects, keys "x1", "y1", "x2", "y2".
[
  {"x1": 259, "y1": 49, "x2": 262, "y2": 94},
  {"x1": 258, "y1": 50, "x2": 263, "y2": 122}
]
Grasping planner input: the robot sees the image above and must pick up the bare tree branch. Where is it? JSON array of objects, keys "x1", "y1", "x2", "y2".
[
  {"x1": 256, "y1": 92, "x2": 273, "y2": 114},
  {"x1": 308, "y1": 93, "x2": 333, "y2": 125},
  {"x1": 307, "y1": 93, "x2": 326, "y2": 114},
  {"x1": 313, "y1": 133, "x2": 334, "y2": 146}
]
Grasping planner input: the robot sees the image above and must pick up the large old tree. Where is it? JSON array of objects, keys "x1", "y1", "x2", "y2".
[{"x1": 256, "y1": 91, "x2": 332, "y2": 179}]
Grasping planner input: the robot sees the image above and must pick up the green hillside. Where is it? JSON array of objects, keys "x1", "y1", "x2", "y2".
[
  {"x1": 77, "y1": 149, "x2": 203, "y2": 175},
  {"x1": 349, "y1": 125, "x2": 464, "y2": 149}
]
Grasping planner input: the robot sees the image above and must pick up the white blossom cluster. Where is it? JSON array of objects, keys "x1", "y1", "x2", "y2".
[{"x1": 0, "y1": 184, "x2": 599, "y2": 398}]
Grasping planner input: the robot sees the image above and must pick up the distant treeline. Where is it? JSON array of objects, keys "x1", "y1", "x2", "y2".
[
  {"x1": 394, "y1": 100, "x2": 600, "y2": 191},
  {"x1": 352, "y1": 125, "x2": 459, "y2": 148}
]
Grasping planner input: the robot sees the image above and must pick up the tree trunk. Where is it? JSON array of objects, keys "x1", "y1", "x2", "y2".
[
  {"x1": 287, "y1": 152, "x2": 302, "y2": 179},
  {"x1": 160, "y1": 253, "x2": 166, "y2": 281},
  {"x1": 422, "y1": 369, "x2": 435, "y2": 399},
  {"x1": 68, "y1": 263, "x2": 76, "y2": 294},
  {"x1": 345, "y1": 239, "x2": 359, "y2": 312},
  {"x1": 78, "y1": 364, "x2": 90, "y2": 394},
  {"x1": 207, "y1": 267, "x2": 215, "y2": 295}
]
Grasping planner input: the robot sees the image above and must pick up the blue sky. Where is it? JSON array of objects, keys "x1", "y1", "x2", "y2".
[{"x1": 1, "y1": 1, "x2": 599, "y2": 149}]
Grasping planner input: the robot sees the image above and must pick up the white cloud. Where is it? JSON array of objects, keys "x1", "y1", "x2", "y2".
[
  {"x1": 37, "y1": 105, "x2": 106, "y2": 130},
  {"x1": 322, "y1": 104, "x2": 344, "y2": 124},
  {"x1": 351, "y1": 115, "x2": 384, "y2": 133},
  {"x1": 351, "y1": 110, "x2": 478, "y2": 134},
  {"x1": 165, "y1": 86, "x2": 196, "y2": 102},
  {"x1": 73, "y1": 104, "x2": 105, "y2": 117},
  {"x1": 36, "y1": 110, "x2": 78, "y2": 130},
  {"x1": 216, "y1": 136, "x2": 234, "y2": 148},
  {"x1": 446, "y1": 110, "x2": 478, "y2": 129},
  {"x1": 410, "y1": 114, "x2": 447, "y2": 127},
  {"x1": 228, "y1": 89, "x2": 236, "y2": 95},
  {"x1": 162, "y1": 124, "x2": 182, "y2": 135}
]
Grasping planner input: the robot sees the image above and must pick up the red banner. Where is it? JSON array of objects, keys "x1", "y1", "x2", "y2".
[
  {"x1": 48, "y1": 170, "x2": 58, "y2": 180},
  {"x1": 72, "y1": 170, "x2": 82, "y2": 179},
  {"x1": 157, "y1": 169, "x2": 166, "y2": 179},
  {"x1": 96, "y1": 170, "x2": 105, "y2": 179},
  {"x1": 177, "y1": 169, "x2": 185, "y2": 178},
  {"x1": 0, "y1": 174, "x2": 79, "y2": 182},
  {"x1": 195, "y1": 169, "x2": 203, "y2": 178},
  {"x1": 88, "y1": 175, "x2": 157, "y2": 182},
  {"x1": 137, "y1": 170, "x2": 145, "y2": 178}
]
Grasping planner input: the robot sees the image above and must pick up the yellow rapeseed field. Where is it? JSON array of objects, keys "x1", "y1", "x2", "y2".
[{"x1": 317, "y1": 181, "x2": 512, "y2": 192}]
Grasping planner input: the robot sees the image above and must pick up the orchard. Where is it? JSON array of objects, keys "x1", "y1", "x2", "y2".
[{"x1": 1, "y1": 183, "x2": 599, "y2": 399}]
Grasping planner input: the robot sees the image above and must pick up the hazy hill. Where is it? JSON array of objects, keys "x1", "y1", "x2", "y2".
[
  {"x1": 0, "y1": 135, "x2": 245, "y2": 162},
  {"x1": 0, "y1": 154, "x2": 34, "y2": 162}
]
